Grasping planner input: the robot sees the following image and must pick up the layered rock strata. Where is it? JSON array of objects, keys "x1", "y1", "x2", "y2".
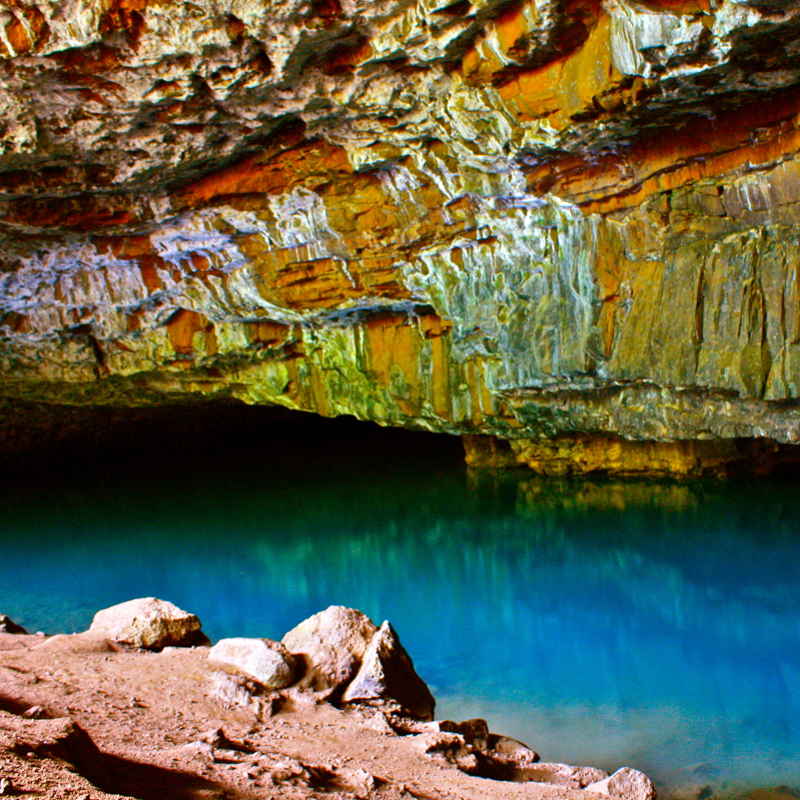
[{"x1": 3, "y1": 0, "x2": 800, "y2": 474}]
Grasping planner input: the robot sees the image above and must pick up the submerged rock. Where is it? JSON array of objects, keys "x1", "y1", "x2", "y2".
[
  {"x1": 342, "y1": 621, "x2": 435, "y2": 721},
  {"x1": 89, "y1": 597, "x2": 208, "y2": 650},
  {"x1": 282, "y1": 606, "x2": 377, "y2": 691},
  {"x1": 208, "y1": 638, "x2": 299, "y2": 690}
]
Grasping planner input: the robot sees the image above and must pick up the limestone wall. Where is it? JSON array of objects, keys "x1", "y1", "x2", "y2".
[{"x1": 3, "y1": 0, "x2": 800, "y2": 472}]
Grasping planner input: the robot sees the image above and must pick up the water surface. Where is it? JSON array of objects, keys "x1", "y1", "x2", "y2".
[{"x1": 1, "y1": 414, "x2": 799, "y2": 797}]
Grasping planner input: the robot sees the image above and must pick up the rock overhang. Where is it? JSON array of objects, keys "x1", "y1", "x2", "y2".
[{"x1": 3, "y1": 0, "x2": 800, "y2": 475}]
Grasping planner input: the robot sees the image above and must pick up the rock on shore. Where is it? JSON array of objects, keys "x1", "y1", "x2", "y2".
[
  {"x1": 282, "y1": 605, "x2": 378, "y2": 691},
  {"x1": 342, "y1": 621, "x2": 435, "y2": 722},
  {"x1": 88, "y1": 597, "x2": 209, "y2": 649},
  {"x1": 209, "y1": 637, "x2": 300, "y2": 690},
  {"x1": 0, "y1": 614, "x2": 26, "y2": 634},
  {"x1": 0, "y1": 598, "x2": 657, "y2": 800}
]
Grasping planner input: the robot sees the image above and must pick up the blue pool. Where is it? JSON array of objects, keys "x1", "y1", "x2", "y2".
[{"x1": 1, "y1": 415, "x2": 799, "y2": 797}]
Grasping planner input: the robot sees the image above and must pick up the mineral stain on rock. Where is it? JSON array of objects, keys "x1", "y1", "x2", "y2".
[{"x1": 3, "y1": 0, "x2": 800, "y2": 474}]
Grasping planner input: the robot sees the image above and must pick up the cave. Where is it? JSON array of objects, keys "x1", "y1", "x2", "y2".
[{"x1": 3, "y1": 0, "x2": 800, "y2": 797}]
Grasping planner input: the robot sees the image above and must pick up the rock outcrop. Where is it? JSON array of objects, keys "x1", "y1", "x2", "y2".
[{"x1": 3, "y1": 0, "x2": 800, "y2": 475}]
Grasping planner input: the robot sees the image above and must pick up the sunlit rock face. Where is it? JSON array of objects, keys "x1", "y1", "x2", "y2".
[{"x1": 3, "y1": 0, "x2": 800, "y2": 475}]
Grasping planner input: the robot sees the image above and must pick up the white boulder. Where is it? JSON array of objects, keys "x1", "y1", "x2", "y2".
[
  {"x1": 282, "y1": 606, "x2": 377, "y2": 690},
  {"x1": 587, "y1": 767, "x2": 657, "y2": 800},
  {"x1": 89, "y1": 597, "x2": 207, "y2": 650},
  {"x1": 208, "y1": 638, "x2": 298, "y2": 689}
]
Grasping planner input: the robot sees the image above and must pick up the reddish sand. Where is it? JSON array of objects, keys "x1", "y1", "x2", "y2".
[{"x1": 0, "y1": 630, "x2": 604, "y2": 800}]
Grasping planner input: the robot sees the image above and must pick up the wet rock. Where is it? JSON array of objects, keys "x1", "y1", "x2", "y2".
[
  {"x1": 209, "y1": 637, "x2": 299, "y2": 689},
  {"x1": 484, "y1": 733, "x2": 541, "y2": 771},
  {"x1": 341, "y1": 621, "x2": 435, "y2": 720},
  {"x1": 282, "y1": 606, "x2": 377, "y2": 691},
  {"x1": 411, "y1": 730, "x2": 479, "y2": 774},
  {"x1": 88, "y1": 597, "x2": 208, "y2": 650},
  {"x1": 439, "y1": 718, "x2": 490, "y2": 750},
  {"x1": 522, "y1": 762, "x2": 608, "y2": 787},
  {"x1": 4, "y1": 0, "x2": 800, "y2": 476},
  {"x1": 588, "y1": 766, "x2": 658, "y2": 800},
  {"x1": 410, "y1": 720, "x2": 542, "y2": 780},
  {"x1": 0, "y1": 615, "x2": 26, "y2": 634}
]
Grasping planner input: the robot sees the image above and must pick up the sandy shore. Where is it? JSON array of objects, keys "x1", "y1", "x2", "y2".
[{"x1": 0, "y1": 607, "x2": 649, "y2": 800}]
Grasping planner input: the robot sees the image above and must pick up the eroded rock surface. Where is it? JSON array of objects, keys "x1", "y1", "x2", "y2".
[{"x1": 3, "y1": 0, "x2": 800, "y2": 474}]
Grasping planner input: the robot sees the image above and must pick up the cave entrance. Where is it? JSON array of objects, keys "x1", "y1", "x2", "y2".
[{"x1": 0, "y1": 400, "x2": 466, "y2": 481}]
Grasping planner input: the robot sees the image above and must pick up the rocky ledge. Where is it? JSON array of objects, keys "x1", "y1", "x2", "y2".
[
  {"x1": 0, "y1": 598, "x2": 656, "y2": 800},
  {"x1": 4, "y1": 1, "x2": 800, "y2": 477}
]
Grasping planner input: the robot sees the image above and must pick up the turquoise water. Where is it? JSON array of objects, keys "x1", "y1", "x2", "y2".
[{"x1": 2, "y1": 416, "x2": 799, "y2": 796}]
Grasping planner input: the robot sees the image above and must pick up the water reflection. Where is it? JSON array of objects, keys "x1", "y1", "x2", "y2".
[{"x1": 1, "y1": 451, "x2": 799, "y2": 796}]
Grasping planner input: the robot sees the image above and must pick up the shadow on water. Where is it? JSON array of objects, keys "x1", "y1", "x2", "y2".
[{"x1": 1, "y1": 405, "x2": 800, "y2": 796}]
